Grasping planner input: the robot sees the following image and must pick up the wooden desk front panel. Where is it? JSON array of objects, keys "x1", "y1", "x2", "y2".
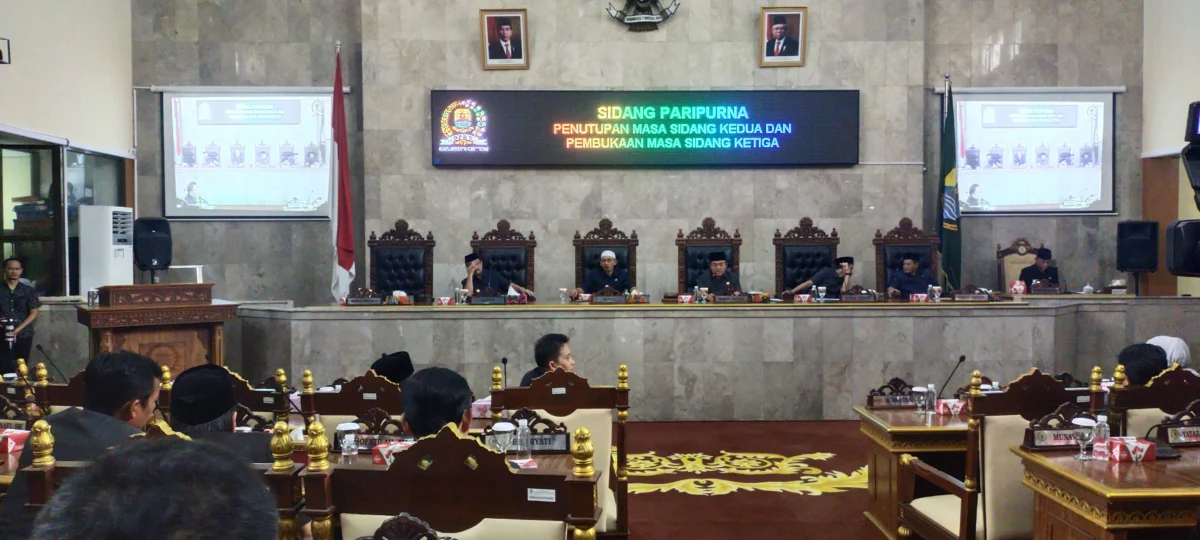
[
  {"x1": 96, "y1": 324, "x2": 214, "y2": 375},
  {"x1": 1035, "y1": 492, "x2": 1192, "y2": 540}
]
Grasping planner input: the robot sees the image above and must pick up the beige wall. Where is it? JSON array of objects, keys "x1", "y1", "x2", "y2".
[
  {"x1": 1144, "y1": 0, "x2": 1200, "y2": 157},
  {"x1": 0, "y1": 0, "x2": 133, "y2": 155}
]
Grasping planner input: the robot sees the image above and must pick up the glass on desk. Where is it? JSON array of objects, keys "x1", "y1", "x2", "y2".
[
  {"x1": 559, "y1": 288, "x2": 569, "y2": 304},
  {"x1": 1071, "y1": 417, "x2": 1097, "y2": 461},
  {"x1": 817, "y1": 286, "x2": 827, "y2": 301},
  {"x1": 491, "y1": 421, "x2": 516, "y2": 454},
  {"x1": 698, "y1": 288, "x2": 709, "y2": 303},
  {"x1": 931, "y1": 286, "x2": 942, "y2": 303},
  {"x1": 335, "y1": 422, "x2": 361, "y2": 455},
  {"x1": 912, "y1": 387, "x2": 929, "y2": 415}
]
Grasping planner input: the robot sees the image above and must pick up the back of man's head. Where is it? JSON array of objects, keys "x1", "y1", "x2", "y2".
[
  {"x1": 401, "y1": 367, "x2": 472, "y2": 438},
  {"x1": 82, "y1": 351, "x2": 161, "y2": 418},
  {"x1": 1118, "y1": 343, "x2": 1169, "y2": 385},
  {"x1": 534, "y1": 333, "x2": 570, "y2": 369},
  {"x1": 170, "y1": 364, "x2": 237, "y2": 433},
  {"x1": 30, "y1": 438, "x2": 277, "y2": 540}
]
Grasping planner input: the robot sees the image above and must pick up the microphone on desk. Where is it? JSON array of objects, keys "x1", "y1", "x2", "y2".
[
  {"x1": 35, "y1": 344, "x2": 67, "y2": 382},
  {"x1": 501, "y1": 357, "x2": 508, "y2": 388},
  {"x1": 936, "y1": 355, "x2": 967, "y2": 401}
]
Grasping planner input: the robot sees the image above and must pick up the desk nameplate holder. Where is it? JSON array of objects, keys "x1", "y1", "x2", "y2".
[
  {"x1": 590, "y1": 295, "x2": 626, "y2": 304},
  {"x1": 953, "y1": 294, "x2": 990, "y2": 302},
  {"x1": 714, "y1": 295, "x2": 748, "y2": 304},
  {"x1": 841, "y1": 294, "x2": 876, "y2": 303},
  {"x1": 345, "y1": 297, "x2": 384, "y2": 306},
  {"x1": 1021, "y1": 402, "x2": 1097, "y2": 452},
  {"x1": 470, "y1": 296, "x2": 506, "y2": 305}
]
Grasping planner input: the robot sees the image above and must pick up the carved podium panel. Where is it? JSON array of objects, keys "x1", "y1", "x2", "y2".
[{"x1": 76, "y1": 284, "x2": 238, "y2": 375}]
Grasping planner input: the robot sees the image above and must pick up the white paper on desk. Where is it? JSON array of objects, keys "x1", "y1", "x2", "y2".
[{"x1": 508, "y1": 285, "x2": 520, "y2": 296}]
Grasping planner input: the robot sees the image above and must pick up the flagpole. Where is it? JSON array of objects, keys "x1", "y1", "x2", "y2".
[{"x1": 942, "y1": 73, "x2": 950, "y2": 124}]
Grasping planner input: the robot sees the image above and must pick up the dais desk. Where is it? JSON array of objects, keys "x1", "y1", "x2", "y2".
[
  {"x1": 855, "y1": 406, "x2": 969, "y2": 540},
  {"x1": 237, "y1": 297, "x2": 1200, "y2": 422},
  {"x1": 1014, "y1": 446, "x2": 1200, "y2": 540}
]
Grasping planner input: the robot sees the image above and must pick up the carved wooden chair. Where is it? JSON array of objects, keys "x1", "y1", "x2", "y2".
[
  {"x1": 0, "y1": 359, "x2": 39, "y2": 428},
  {"x1": 21, "y1": 419, "x2": 306, "y2": 537},
  {"x1": 897, "y1": 368, "x2": 1104, "y2": 540},
  {"x1": 35, "y1": 365, "x2": 85, "y2": 416},
  {"x1": 574, "y1": 218, "x2": 638, "y2": 291},
  {"x1": 470, "y1": 220, "x2": 537, "y2": 292},
  {"x1": 675, "y1": 217, "x2": 742, "y2": 294},
  {"x1": 228, "y1": 368, "x2": 291, "y2": 432},
  {"x1": 873, "y1": 217, "x2": 941, "y2": 292},
  {"x1": 1107, "y1": 363, "x2": 1200, "y2": 438},
  {"x1": 368, "y1": 220, "x2": 436, "y2": 300},
  {"x1": 490, "y1": 366, "x2": 630, "y2": 538},
  {"x1": 299, "y1": 368, "x2": 405, "y2": 441},
  {"x1": 996, "y1": 238, "x2": 1043, "y2": 291},
  {"x1": 300, "y1": 423, "x2": 600, "y2": 540},
  {"x1": 773, "y1": 217, "x2": 839, "y2": 294}
]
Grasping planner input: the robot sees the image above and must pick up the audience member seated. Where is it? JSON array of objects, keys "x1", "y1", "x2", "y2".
[
  {"x1": 1018, "y1": 247, "x2": 1061, "y2": 291},
  {"x1": 1118, "y1": 343, "x2": 1169, "y2": 385},
  {"x1": 886, "y1": 254, "x2": 937, "y2": 298},
  {"x1": 573, "y1": 250, "x2": 633, "y2": 297},
  {"x1": 400, "y1": 367, "x2": 473, "y2": 437},
  {"x1": 0, "y1": 351, "x2": 161, "y2": 539},
  {"x1": 520, "y1": 333, "x2": 576, "y2": 387},
  {"x1": 786, "y1": 256, "x2": 854, "y2": 298},
  {"x1": 696, "y1": 251, "x2": 742, "y2": 301},
  {"x1": 371, "y1": 351, "x2": 416, "y2": 385},
  {"x1": 30, "y1": 438, "x2": 277, "y2": 540},
  {"x1": 171, "y1": 364, "x2": 273, "y2": 462},
  {"x1": 1148, "y1": 336, "x2": 1190, "y2": 367}
]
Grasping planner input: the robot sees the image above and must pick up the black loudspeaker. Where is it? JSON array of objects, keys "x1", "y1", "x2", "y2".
[
  {"x1": 134, "y1": 218, "x2": 172, "y2": 271},
  {"x1": 1116, "y1": 220, "x2": 1159, "y2": 273},
  {"x1": 1167, "y1": 220, "x2": 1200, "y2": 277}
]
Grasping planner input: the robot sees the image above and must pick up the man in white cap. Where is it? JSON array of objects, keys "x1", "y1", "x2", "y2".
[{"x1": 572, "y1": 250, "x2": 632, "y2": 298}]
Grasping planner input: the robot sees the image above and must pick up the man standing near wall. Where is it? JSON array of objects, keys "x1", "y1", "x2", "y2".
[{"x1": 0, "y1": 257, "x2": 38, "y2": 374}]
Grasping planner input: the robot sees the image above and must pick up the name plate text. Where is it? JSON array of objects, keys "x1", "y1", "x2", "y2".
[
  {"x1": 1168, "y1": 426, "x2": 1200, "y2": 444},
  {"x1": 953, "y1": 294, "x2": 989, "y2": 302},
  {"x1": 1032, "y1": 429, "x2": 1079, "y2": 447},
  {"x1": 868, "y1": 394, "x2": 916, "y2": 408},
  {"x1": 590, "y1": 295, "x2": 626, "y2": 304},
  {"x1": 1031, "y1": 287, "x2": 1062, "y2": 295},
  {"x1": 346, "y1": 297, "x2": 384, "y2": 306},
  {"x1": 714, "y1": 295, "x2": 748, "y2": 303},
  {"x1": 470, "y1": 296, "x2": 506, "y2": 305},
  {"x1": 841, "y1": 294, "x2": 877, "y2": 303}
]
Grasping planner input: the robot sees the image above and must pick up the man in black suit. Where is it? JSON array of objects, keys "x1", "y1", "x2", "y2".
[
  {"x1": 0, "y1": 351, "x2": 162, "y2": 539},
  {"x1": 765, "y1": 16, "x2": 799, "y2": 57},
  {"x1": 487, "y1": 17, "x2": 523, "y2": 60}
]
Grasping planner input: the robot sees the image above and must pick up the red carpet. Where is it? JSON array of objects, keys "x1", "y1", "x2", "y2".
[{"x1": 627, "y1": 421, "x2": 875, "y2": 540}]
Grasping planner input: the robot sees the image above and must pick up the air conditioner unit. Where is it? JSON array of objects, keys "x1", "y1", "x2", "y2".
[{"x1": 78, "y1": 206, "x2": 134, "y2": 293}]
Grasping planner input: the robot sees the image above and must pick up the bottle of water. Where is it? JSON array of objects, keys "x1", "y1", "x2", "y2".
[
  {"x1": 926, "y1": 383, "x2": 937, "y2": 412},
  {"x1": 1092, "y1": 414, "x2": 1110, "y2": 460},
  {"x1": 514, "y1": 419, "x2": 532, "y2": 462}
]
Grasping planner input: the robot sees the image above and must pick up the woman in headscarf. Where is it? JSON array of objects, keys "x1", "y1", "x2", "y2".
[{"x1": 1147, "y1": 336, "x2": 1190, "y2": 367}]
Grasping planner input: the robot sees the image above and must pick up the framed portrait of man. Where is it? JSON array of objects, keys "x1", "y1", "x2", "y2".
[
  {"x1": 480, "y1": 9, "x2": 529, "y2": 71},
  {"x1": 759, "y1": 7, "x2": 807, "y2": 68}
]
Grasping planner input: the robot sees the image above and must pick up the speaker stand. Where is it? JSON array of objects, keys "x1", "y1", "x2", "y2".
[
  {"x1": 1131, "y1": 272, "x2": 1139, "y2": 297},
  {"x1": 149, "y1": 269, "x2": 160, "y2": 284}
]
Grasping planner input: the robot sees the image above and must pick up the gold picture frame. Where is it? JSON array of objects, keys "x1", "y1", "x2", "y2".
[
  {"x1": 480, "y1": 9, "x2": 529, "y2": 71},
  {"x1": 759, "y1": 7, "x2": 808, "y2": 68}
]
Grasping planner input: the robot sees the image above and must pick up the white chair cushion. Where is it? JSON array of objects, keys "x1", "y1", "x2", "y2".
[
  {"x1": 538, "y1": 409, "x2": 614, "y2": 532},
  {"x1": 1125, "y1": 408, "x2": 1168, "y2": 439},
  {"x1": 910, "y1": 494, "x2": 983, "y2": 538},
  {"x1": 1002, "y1": 253, "x2": 1036, "y2": 288},
  {"x1": 340, "y1": 514, "x2": 565, "y2": 540},
  {"x1": 49, "y1": 405, "x2": 77, "y2": 416},
  {"x1": 981, "y1": 414, "x2": 1033, "y2": 540}
]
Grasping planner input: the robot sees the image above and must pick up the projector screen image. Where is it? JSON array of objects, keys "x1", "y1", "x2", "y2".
[
  {"x1": 953, "y1": 92, "x2": 1115, "y2": 215},
  {"x1": 162, "y1": 93, "x2": 333, "y2": 219},
  {"x1": 430, "y1": 90, "x2": 860, "y2": 167}
]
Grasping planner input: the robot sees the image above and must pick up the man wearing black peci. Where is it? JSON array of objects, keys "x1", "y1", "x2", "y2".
[
  {"x1": 487, "y1": 17, "x2": 523, "y2": 60},
  {"x1": 0, "y1": 257, "x2": 39, "y2": 375},
  {"x1": 696, "y1": 251, "x2": 742, "y2": 302},
  {"x1": 765, "y1": 16, "x2": 800, "y2": 57},
  {"x1": 1018, "y1": 247, "x2": 1062, "y2": 291},
  {"x1": 786, "y1": 256, "x2": 854, "y2": 298}
]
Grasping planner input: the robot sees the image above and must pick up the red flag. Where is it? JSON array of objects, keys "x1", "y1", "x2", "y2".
[{"x1": 330, "y1": 50, "x2": 355, "y2": 301}]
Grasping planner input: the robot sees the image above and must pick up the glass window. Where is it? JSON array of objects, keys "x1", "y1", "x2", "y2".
[
  {"x1": 65, "y1": 150, "x2": 127, "y2": 295},
  {"x1": 0, "y1": 147, "x2": 60, "y2": 295}
]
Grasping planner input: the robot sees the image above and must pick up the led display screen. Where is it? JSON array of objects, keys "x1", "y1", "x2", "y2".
[{"x1": 430, "y1": 90, "x2": 859, "y2": 167}]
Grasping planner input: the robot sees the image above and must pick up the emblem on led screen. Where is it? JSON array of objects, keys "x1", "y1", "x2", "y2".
[{"x1": 438, "y1": 100, "x2": 489, "y2": 152}]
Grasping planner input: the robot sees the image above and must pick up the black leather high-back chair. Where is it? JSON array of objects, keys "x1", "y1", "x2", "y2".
[
  {"x1": 774, "y1": 217, "x2": 839, "y2": 293},
  {"x1": 368, "y1": 220, "x2": 435, "y2": 300},
  {"x1": 574, "y1": 218, "x2": 638, "y2": 290},
  {"x1": 470, "y1": 219, "x2": 537, "y2": 291},
  {"x1": 872, "y1": 217, "x2": 940, "y2": 292},
  {"x1": 675, "y1": 217, "x2": 741, "y2": 293}
]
